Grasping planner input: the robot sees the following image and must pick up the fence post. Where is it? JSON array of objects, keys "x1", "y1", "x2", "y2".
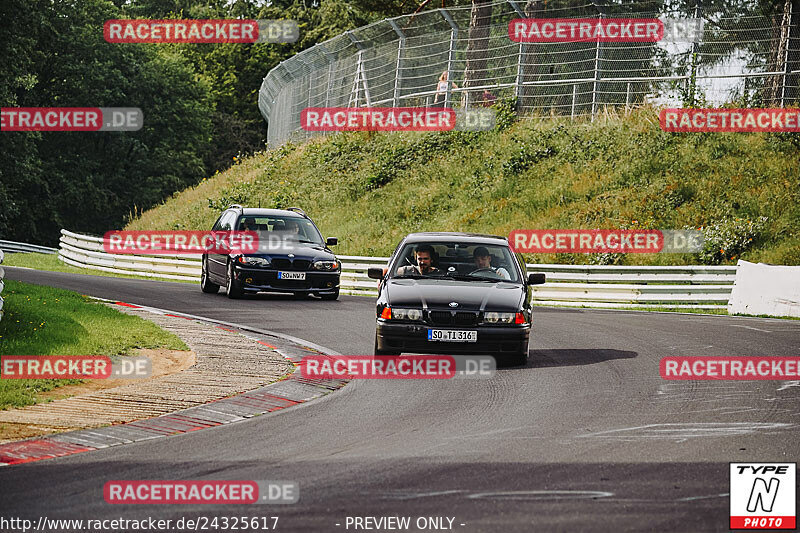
[
  {"x1": 440, "y1": 8, "x2": 459, "y2": 109},
  {"x1": 508, "y1": 1, "x2": 526, "y2": 109},
  {"x1": 571, "y1": 84, "x2": 577, "y2": 118},
  {"x1": 591, "y1": 14, "x2": 602, "y2": 121},
  {"x1": 689, "y1": 0, "x2": 702, "y2": 106},
  {"x1": 781, "y1": 0, "x2": 795, "y2": 106},
  {"x1": 625, "y1": 82, "x2": 631, "y2": 113},
  {"x1": 388, "y1": 20, "x2": 406, "y2": 108}
]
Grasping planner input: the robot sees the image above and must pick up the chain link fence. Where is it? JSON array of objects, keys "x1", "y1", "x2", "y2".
[{"x1": 259, "y1": 0, "x2": 800, "y2": 147}]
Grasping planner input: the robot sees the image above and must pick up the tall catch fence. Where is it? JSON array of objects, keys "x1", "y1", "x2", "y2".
[{"x1": 259, "y1": 0, "x2": 800, "y2": 146}]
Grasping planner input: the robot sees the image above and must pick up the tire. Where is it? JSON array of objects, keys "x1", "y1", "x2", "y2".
[
  {"x1": 200, "y1": 258, "x2": 220, "y2": 294},
  {"x1": 374, "y1": 334, "x2": 400, "y2": 356},
  {"x1": 320, "y1": 288, "x2": 339, "y2": 301},
  {"x1": 226, "y1": 261, "x2": 243, "y2": 299}
]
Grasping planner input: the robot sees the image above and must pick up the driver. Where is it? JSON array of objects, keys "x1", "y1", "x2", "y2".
[
  {"x1": 472, "y1": 246, "x2": 510, "y2": 280},
  {"x1": 397, "y1": 244, "x2": 441, "y2": 276}
]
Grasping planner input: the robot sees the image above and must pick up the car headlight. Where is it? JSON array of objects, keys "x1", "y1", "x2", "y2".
[
  {"x1": 312, "y1": 260, "x2": 340, "y2": 271},
  {"x1": 482, "y1": 312, "x2": 517, "y2": 324},
  {"x1": 391, "y1": 308, "x2": 423, "y2": 321},
  {"x1": 237, "y1": 256, "x2": 270, "y2": 267}
]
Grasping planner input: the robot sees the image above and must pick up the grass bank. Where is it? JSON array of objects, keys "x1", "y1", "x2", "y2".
[
  {"x1": 123, "y1": 107, "x2": 797, "y2": 266},
  {"x1": 0, "y1": 280, "x2": 188, "y2": 409}
]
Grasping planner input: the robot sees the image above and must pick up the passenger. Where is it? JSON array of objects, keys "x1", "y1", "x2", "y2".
[
  {"x1": 397, "y1": 244, "x2": 441, "y2": 276},
  {"x1": 471, "y1": 246, "x2": 510, "y2": 279}
]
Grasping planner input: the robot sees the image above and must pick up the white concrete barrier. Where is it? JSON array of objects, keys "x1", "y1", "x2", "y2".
[{"x1": 728, "y1": 260, "x2": 800, "y2": 318}]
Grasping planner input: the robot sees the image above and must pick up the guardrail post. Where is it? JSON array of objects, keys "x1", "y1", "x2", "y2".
[
  {"x1": 388, "y1": 20, "x2": 406, "y2": 108},
  {"x1": 439, "y1": 8, "x2": 459, "y2": 109}
]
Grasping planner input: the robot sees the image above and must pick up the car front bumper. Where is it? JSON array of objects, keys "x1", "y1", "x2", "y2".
[
  {"x1": 375, "y1": 320, "x2": 530, "y2": 355},
  {"x1": 233, "y1": 265, "x2": 340, "y2": 294}
]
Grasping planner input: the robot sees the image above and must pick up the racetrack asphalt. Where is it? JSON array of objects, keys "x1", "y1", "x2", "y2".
[{"x1": 2, "y1": 267, "x2": 799, "y2": 532}]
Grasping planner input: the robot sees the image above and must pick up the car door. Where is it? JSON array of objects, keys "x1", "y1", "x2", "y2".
[{"x1": 208, "y1": 210, "x2": 235, "y2": 280}]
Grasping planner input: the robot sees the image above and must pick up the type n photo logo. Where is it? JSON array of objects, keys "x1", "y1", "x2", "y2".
[{"x1": 730, "y1": 463, "x2": 796, "y2": 530}]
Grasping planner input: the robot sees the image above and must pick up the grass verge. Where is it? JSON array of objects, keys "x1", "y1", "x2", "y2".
[
  {"x1": 2, "y1": 252, "x2": 194, "y2": 283},
  {"x1": 0, "y1": 280, "x2": 188, "y2": 409}
]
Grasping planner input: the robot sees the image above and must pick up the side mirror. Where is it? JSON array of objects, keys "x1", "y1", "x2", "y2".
[
  {"x1": 326, "y1": 237, "x2": 338, "y2": 246},
  {"x1": 528, "y1": 273, "x2": 546, "y2": 285},
  {"x1": 367, "y1": 267, "x2": 384, "y2": 280}
]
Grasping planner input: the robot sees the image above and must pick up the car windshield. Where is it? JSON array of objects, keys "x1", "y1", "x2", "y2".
[
  {"x1": 236, "y1": 215, "x2": 325, "y2": 247},
  {"x1": 390, "y1": 242, "x2": 520, "y2": 282}
]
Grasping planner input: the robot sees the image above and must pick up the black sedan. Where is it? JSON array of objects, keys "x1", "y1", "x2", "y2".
[
  {"x1": 201, "y1": 206, "x2": 341, "y2": 300},
  {"x1": 368, "y1": 232, "x2": 545, "y2": 366}
]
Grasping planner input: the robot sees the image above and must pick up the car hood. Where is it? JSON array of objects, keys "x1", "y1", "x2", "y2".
[
  {"x1": 252, "y1": 242, "x2": 335, "y2": 261},
  {"x1": 385, "y1": 278, "x2": 522, "y2": 311}
]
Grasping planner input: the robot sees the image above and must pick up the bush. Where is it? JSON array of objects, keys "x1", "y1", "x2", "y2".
[{"x1": 697, "y1": 216, "x2": 768, "y2": 264}]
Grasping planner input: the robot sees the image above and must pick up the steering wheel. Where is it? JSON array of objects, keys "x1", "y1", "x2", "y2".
[{"x1": 470, "y1": 267, "x2": 497, "y2": 276}]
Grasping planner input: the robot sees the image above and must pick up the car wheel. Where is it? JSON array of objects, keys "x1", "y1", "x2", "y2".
[
  {"x1": 226, "y1": 261, "x2": 243, "y2": 299},
  {"x1": 320, "y1": 288, "x2": 339, "y2": 301},
  {"x1": 200, "y1": 258, "x2": 220, "y2": 294},
  {"x1": 374, "y1": 334, "x2": 400, "y2": 356}
]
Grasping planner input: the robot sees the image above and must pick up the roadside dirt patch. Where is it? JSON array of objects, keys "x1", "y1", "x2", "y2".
[
  {"x1": 0, "y1": 307, "x2": 292, "y2": 444},
  {"x1": 0, "y1": 348, "x2": 196, "y2": 442}
]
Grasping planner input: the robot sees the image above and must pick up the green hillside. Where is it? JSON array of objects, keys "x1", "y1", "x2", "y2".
[{"x1": 126, "y1": 108, "x2": 800, "y2": 266}]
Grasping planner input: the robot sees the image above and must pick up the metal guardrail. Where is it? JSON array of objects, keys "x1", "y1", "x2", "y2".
[
  {"x1": 0, "y1": 240, "x2": 58, "y2": 254},
  {"x1": 0, "y1": 248, "x2": 5, "y2": 322},
  {"x1": 56, "y1": 230, "x2": 735, "y2": 309}
]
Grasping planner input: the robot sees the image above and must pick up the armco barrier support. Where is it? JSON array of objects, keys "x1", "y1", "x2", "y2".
[
  {"x1": 0, "y1": 248, "x2": 5, "y2": 322},
  {"x1": 56, "y1": 230, "x2": 736, "y2": 310},
  {"x1": 728, "y1": 260, "x2": 800, "y2": 318}
]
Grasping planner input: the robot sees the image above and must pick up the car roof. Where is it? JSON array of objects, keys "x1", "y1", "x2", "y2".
[
  {"x1": 401, "y1": 232, "x2": 508, "y2": 244},
  {"x1": 235, "y1": 208, "x2": 304, "y2": 218}
]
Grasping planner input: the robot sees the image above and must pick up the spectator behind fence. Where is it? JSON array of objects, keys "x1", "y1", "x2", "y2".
[{"x1": 433, "y1": 71, "x2": 458, "y2": 107}]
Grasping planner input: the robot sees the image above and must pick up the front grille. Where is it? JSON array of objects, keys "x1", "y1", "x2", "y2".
[
  {"x1": 428, "y1": 311, "x2": 452, "y2": 325},
  {"x1": 427, "y1": 310, "x2": 478, "y2": 326},
  {"x1": 293, "y1": 259, "x2": 311, "y2": 270},
  {"x1": 270, "y1": 258, "x2": 310, "y2": 271},
  {"x1": 454, "y1": 312, "x2": 478, "y2": 326},
  {"x1": 271, "y1": 258, "x2": 291, "y2": 270}
]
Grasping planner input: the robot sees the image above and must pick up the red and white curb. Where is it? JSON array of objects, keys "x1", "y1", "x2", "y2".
[{"x1": 0, "y1": 300, "x2": 347, "y2": 466}]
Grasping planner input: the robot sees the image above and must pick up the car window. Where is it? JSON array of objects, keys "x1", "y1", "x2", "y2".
[
  {"x1": 236, "y1": 215, "x2": 324, "y2": 245},
  {"x1": 219, "y1": 211, "x2": 236, "y2": 231},
  {"x1": 390, "y1": 242, "x2": 520, "y2": 282}
]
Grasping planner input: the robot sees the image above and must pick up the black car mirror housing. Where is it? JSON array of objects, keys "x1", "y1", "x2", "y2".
[
  {"x1": 367, "y1": 267, "x2": 384, "y2": 280},
  {"x1": 326, "y1": 237, "x2": 338, "y2": 246},
  {"x1": 528, "y1": 273, "x2": 546, "y2": 285}
]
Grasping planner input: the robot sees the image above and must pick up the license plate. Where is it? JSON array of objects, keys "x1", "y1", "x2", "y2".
[
  {"x1": 427, "y1": 329, "x2": 477, "y2": 342},
  {"x1": 278, "y1": 271, "x2": 305, "y2": 280}
]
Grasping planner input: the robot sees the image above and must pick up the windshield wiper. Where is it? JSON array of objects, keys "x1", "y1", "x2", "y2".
[{"x1": 440, "y1": 273, "x2": 498, "y2": 282}]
